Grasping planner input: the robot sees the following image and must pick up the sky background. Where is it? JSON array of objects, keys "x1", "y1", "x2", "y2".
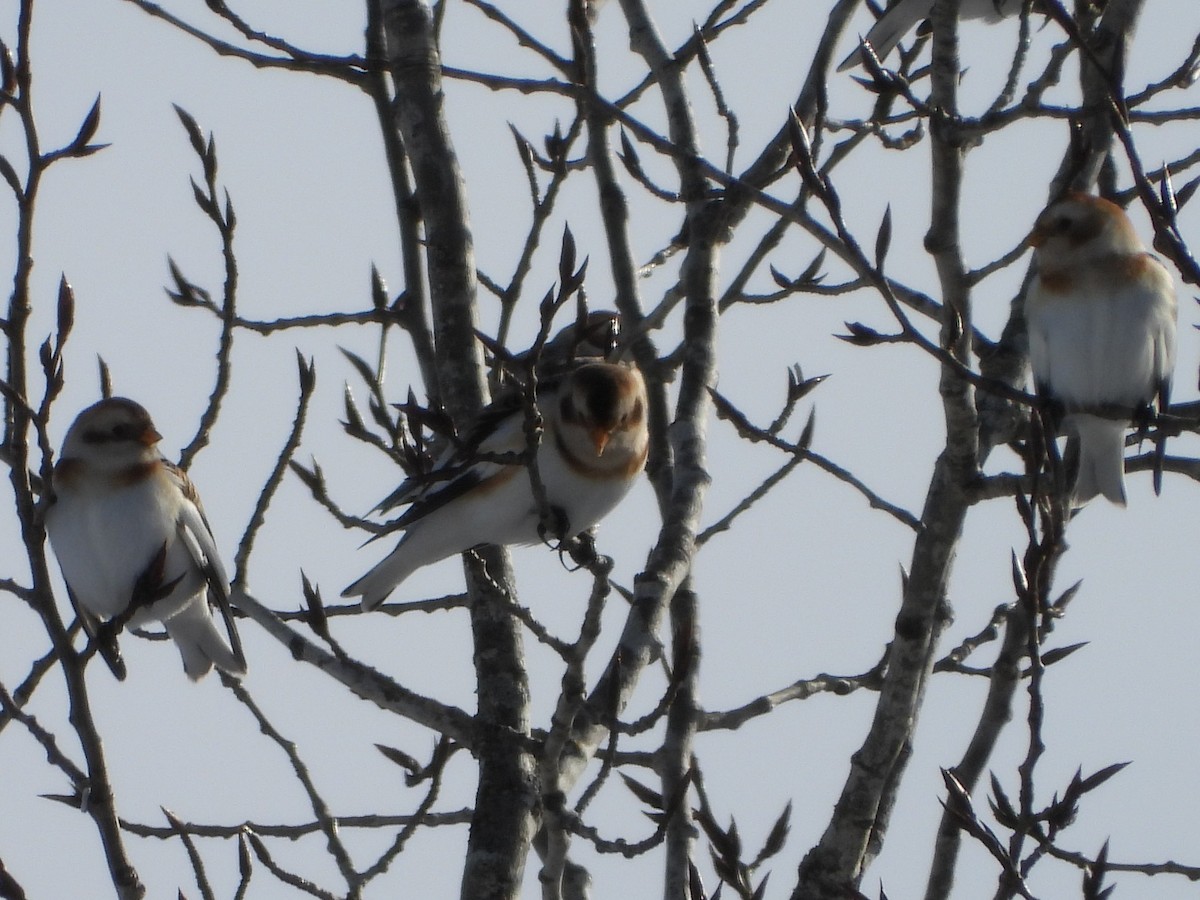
[{"x1": 3, "y1": 1, "x2": 1200, "y2": 897}]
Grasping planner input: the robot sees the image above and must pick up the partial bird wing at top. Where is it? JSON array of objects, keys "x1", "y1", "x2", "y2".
[
  {"x1": 837, "y1": 0, "x2": 1022, "y2": 72},
  {"x1": 837, "y1": 0, "x2": 930, "y2": 71}
]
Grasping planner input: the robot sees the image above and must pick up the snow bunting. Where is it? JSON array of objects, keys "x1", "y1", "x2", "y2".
[
  {"x1": 45, "y1": 398, "x2": 247, "y2": 679},
  {"x1": 344, "y1": 361, "x2": 649, "y2": 609},
  {"x1": 1025, "y1": 192, "x2": 1177, "y2": 505},
  {"x1": 838, "y1": 0, "x2": 1022, "y2": 72},
  {"x1": 477, "y1": 309, "x2": 622, "y2": 387}
]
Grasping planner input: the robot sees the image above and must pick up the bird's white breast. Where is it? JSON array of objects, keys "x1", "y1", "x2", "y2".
[
  {"x1": 535, "y1": 425, "x2": 641, "y2": 539},
  {"x1": 47, "y1": 469, "x2": 198, "y2": 621},
  {"x1": 1026, "y1": 259, "x2": 1175, "y2": 408}
]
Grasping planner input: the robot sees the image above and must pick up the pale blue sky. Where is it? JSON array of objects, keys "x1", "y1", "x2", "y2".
[{"x1": 4, "y1": 2, "x2": 1200, "y2": 897}]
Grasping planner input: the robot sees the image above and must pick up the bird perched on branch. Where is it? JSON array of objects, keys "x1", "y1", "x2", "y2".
[
  {"x1": 343, "y1": 361, "x2": 649, "y2": 610},
  {"x1": 1025, "y1": 192, "x2": 1177, "y2": 506},
  {"x1": 46, "y1": 398, "x2": 246, "y2": 680},
  {"x1": 837, "y1": 0, "x2": 1022, "y2": 72}
]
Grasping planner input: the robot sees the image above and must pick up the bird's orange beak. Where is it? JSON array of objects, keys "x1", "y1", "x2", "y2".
[
  {"x1": 590, "y1": 427, "x2": 612, "y2": 456},
  {"x1": 140, "y1": 427, "x2": 163, "y2": 446}
]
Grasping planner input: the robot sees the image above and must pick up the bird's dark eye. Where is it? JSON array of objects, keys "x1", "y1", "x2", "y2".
[
  {"x1": 111, "y1": 423, "x2": 140, "y2": 441},
  {"x1": 83, "y1": 421, "x2": 140, "y2": 444}
]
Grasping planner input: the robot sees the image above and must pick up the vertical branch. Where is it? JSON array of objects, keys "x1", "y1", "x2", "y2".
[
  {"x1": 174, "y1": 109, "x2": 239, "y2": 471},
  {"x1": 364, "y1": 2, "x2": 437, "y2": 398},
  {"x1": 662, "y1": 584, "x2": 701, "y2": 898},
  {"x1": 795, "y1": 0, "x2": 975, "y2": 895},
  {"x1": 924, "y1": 426, "x2": 1068, "y2": 900},
  {"x1": 611, "y1": 3, "x2": 718, "y2": 897},
  {"x1": 1067, "y1": 0, "x2": 1141, "y2": 191},
  {"x1": 376, "y1": 0, "x2": 485, "y2": 417},
  {"x1": 458, "y1": 549, "x2": 536, "y2": 900},
  {"x1": 537, "y1": 557, "x2": 612, "y2": 899},
  {"x1": 375, "y1": 4, "x2": 534, "y2": 900},
  {"x1": 923, "y1": 604, "x2": 1029, "y2": 900},
  {"x1": 3, "y1": 2, "x2": 144, "y2": 896},
  {"x1": 5, "y1": 0, "x2": 38, "y2": 534}
]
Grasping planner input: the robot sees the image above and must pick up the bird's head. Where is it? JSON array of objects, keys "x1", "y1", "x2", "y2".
[
  {"x1": 1028, "y1": 192, "x2": 1143, "y2": 265},
  {"x1": 61, "y1": 397, "x2": 163, "y2": 469},
  {"x1": 561, "y1": 363, "x2": 647, "y2": 457}
]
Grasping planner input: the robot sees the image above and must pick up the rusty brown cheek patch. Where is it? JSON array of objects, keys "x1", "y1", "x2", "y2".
[
  {"x1": 1038, "y1": 253, "x2": 1154, "y2": 296},
  {"x1": 53, "y1": 458, "x2": 164, "y2": 490},
  {"x1": 1038, "y1": 270, "x2": 1074, "y2": 294},
  {"x1": 112, "y1": 461, "x2": 162, "y2": 488},
  {"x1": 52, "y1": 458, "x2": 85, "y2": 489}
]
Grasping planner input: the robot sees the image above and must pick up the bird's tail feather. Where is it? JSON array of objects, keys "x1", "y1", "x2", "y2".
[
  {"x1": 342, "y1": 548, "x2": 421, "y2": 612},
  {"x1": 164, "y1": 598, "x2": 247, "y2": 680},
  {"x1": 836, "y1": 1, "x2": 925, "y2": 71},
  {"x1": 1067, "y1": 414, "x2": 1127, "y2": 506}
]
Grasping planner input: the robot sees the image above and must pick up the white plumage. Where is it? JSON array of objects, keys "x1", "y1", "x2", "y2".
[
  {"x1": 46, "y1": 398, "x2": 246, "y2": 680},
  {"x1": 1025, "y1": 193, "x2": 1177, "y2": 505},
  {"x1": 343, "y1": 361, "x2": 649, "y2": 610}
]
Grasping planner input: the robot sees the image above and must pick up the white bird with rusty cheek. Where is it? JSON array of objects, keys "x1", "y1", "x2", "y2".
[
  {"x1": 344, "y1": 362, "x2": 649, "y2": 610},
  {"x1": 45, "y1": 398, "x2": 246, "y2": 680},
  {"x1": 1025, "y1": 192, "x2": 1177, "y2": 506},
  {"x1": 838, "y1": 0, "x2": 1023, "y2": 72}
]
